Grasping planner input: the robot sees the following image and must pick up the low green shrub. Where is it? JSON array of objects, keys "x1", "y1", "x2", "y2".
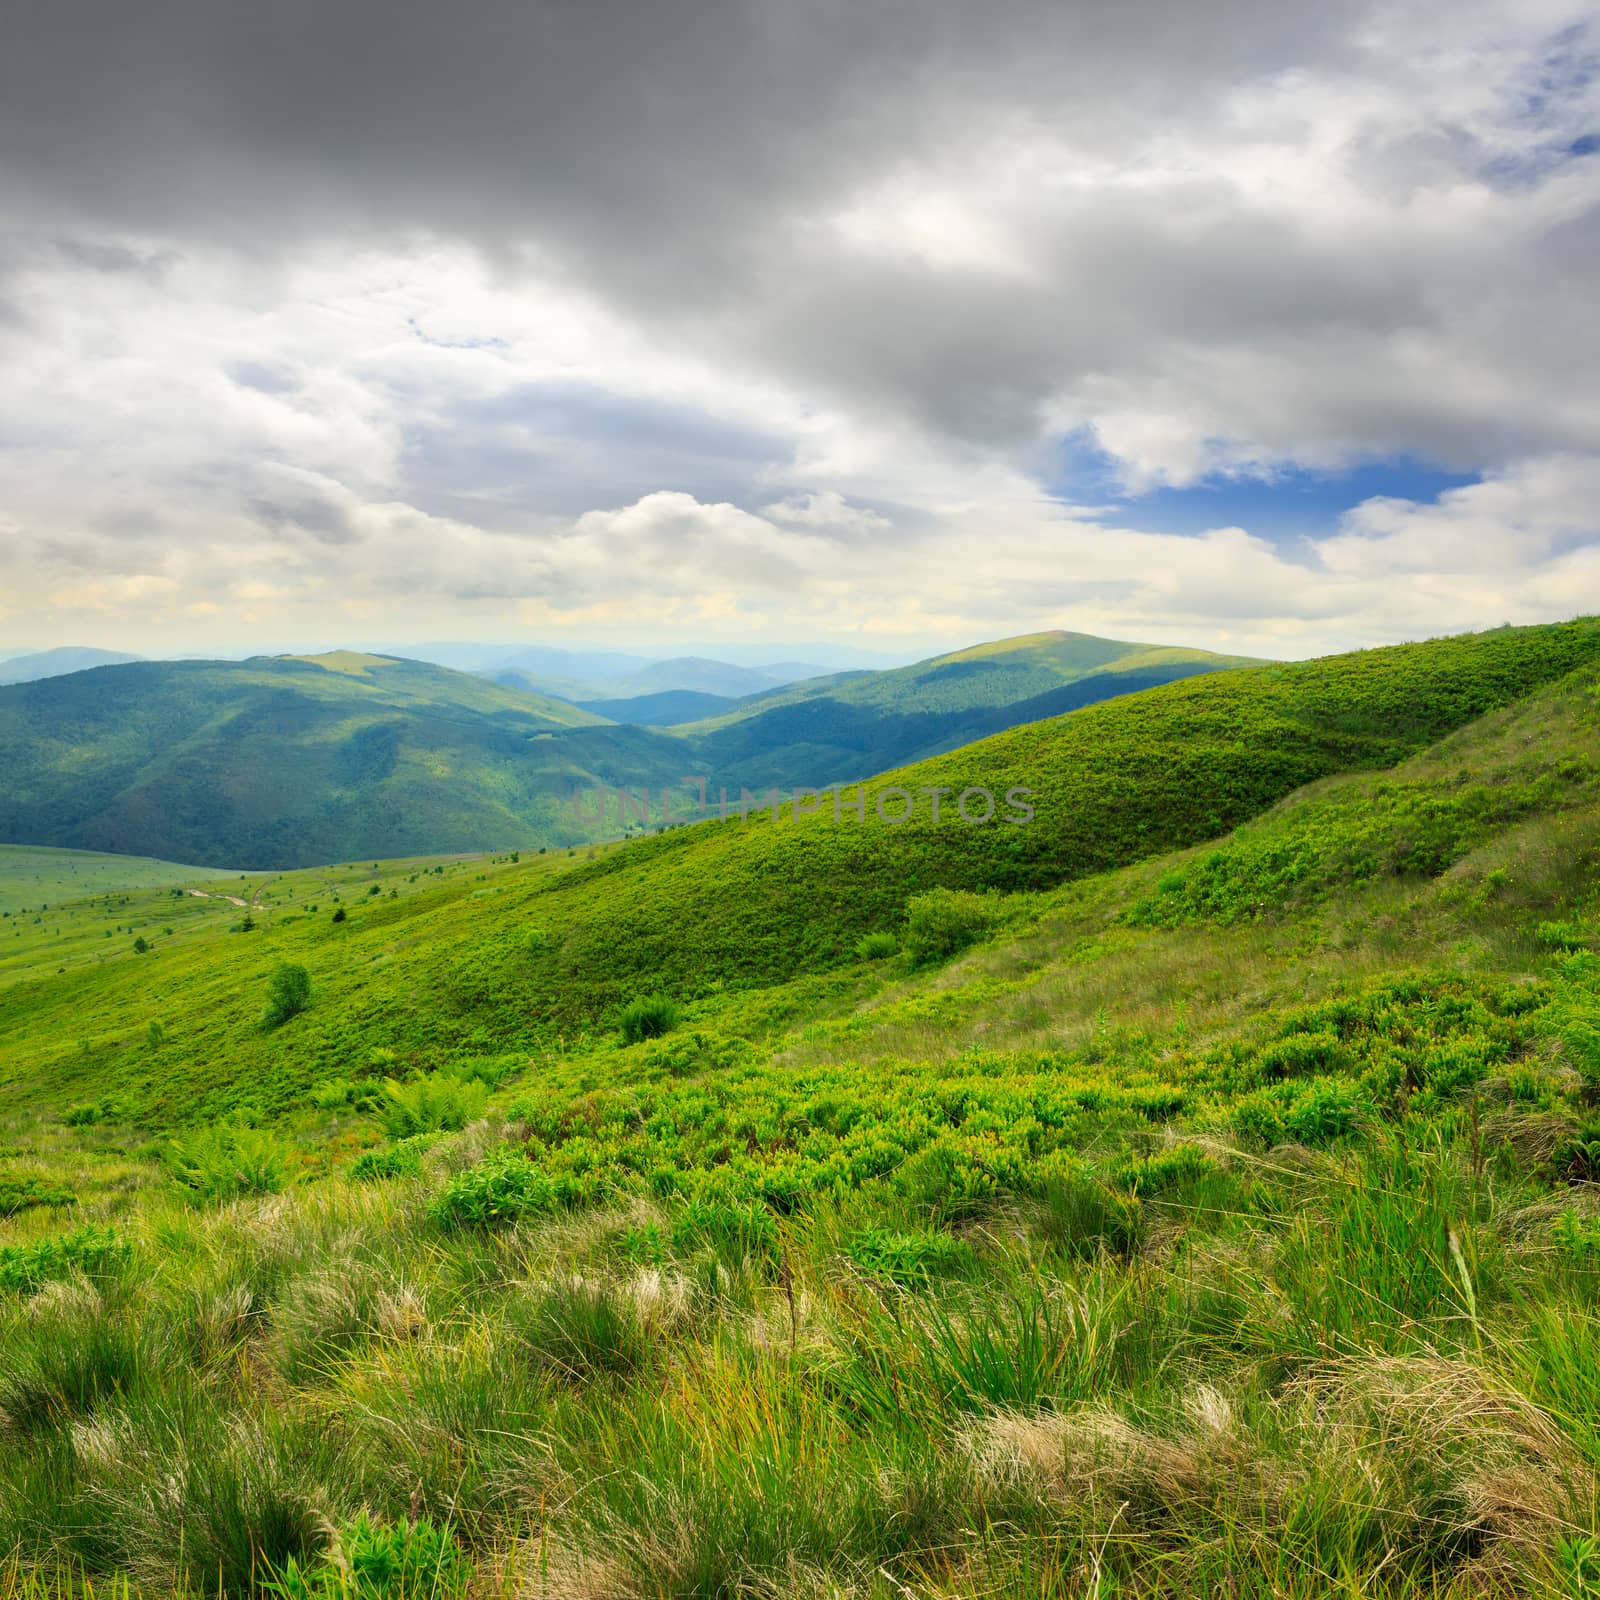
[
  {"x1": 167, "y1": 1122, "x2": 292, "y2": 1203},
  {"x1": 309, "y1": 1077, "x2": 384, "y2": 1112},
  {"x1": 1232, "y1": 1088, "x2": 1289, "y2": 1149},
  {"x1": 845, "y1": 1226, "x2": 974, "y2": 1283},
  {"x1": 377, "y1": 1074, "x2": 489, "y2": 1139},
  {"x1": 432, "y1": 1148, "x2": 600, "y2": 1227},
  {"x1": 619, "y1": 994, "x2": 682, "y2": 1044},
  {"x1": 0, "y1": 1224, "x2": 129, "y2": 1295},
  {"x1": 350, "y1": 1135, "x2": 433, "y2": 1182},
  {"x1": 450, "y1": 1055, "x2": 518, "y2": 1089},
  {"x1": 1283, "y1": 1080, "x2": 1366, "y2": 1146},
  {"x1": 0, "y1": 1174, "x2": 75, "y2": 1217},
  {"x1": 854, "y1": 931, "x2": 900, "y2": 960},
  {"x1": 1108, "y1": 1143, "x2": 1215, "y2": 1197},
  {"x1": 63, "y1": 1100, "x2": 111, "y2": 1127},
  {"x1": 263, "y1": 1513, "x2": 470, "y2": 1600},
  {"x1": 1552, "y1": 1210, "x2": 1600, "y2": 1260}
]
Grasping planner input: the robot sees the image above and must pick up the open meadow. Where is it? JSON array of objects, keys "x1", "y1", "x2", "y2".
[{"x1": 4, "y1": 625, "x2": 1600, "y2": 1597}]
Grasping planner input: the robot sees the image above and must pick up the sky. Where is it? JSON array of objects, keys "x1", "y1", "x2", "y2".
[{"x1": 0, "y1": 0, "x2": 1596, "y2": 662}]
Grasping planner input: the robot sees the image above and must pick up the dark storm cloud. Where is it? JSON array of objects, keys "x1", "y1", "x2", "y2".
[
  {"x1": 3, "y1": 0, "x2": 1595, "y2": 476},
  {"x1": 0, "y1": 0, "x2": 1367, "y2": 295}
]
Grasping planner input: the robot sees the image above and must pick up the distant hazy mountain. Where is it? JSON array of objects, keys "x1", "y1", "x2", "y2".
[
  {"x1": 493, "y1": 646, "x2": 659, "y2": 682},
  {"x1": 495, "y1": 656, "x2": 788, "y2": 703},
  {"x1": 381, "y1": 638, "x2": 913, "y2": 680},
  {"x1": 0, "y1": 646, "x2": 143, "y2": 683},
  {"x1": 601, "y1": 657, "x2": 787, "y2": 698},
  {"x1": 755, "y1": 661, "x2": 833, "y2": 683},
  {"x1": 574, "y1": 689, "x2": 738, "y2": 726}
]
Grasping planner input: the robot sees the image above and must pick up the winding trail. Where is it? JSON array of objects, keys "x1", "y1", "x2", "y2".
[{"x1": 186, "y1": 884, "x2": 269, "y2": 909}]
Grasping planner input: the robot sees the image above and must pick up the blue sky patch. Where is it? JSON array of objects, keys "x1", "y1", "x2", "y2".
[{"x1": 1050, "y1": 432, "x2": 1479, "y2": 544}]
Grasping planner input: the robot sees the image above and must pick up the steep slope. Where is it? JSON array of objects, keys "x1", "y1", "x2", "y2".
[
  {"x1": 3, "y1": 618, "x2": 1597, "y2": 1127},
  {"x1": 677, "y1": 629, "x2": 1268, "y2": 785},
  {"x1": 0, "y1": 652, "x2": 703, "y2": 868}
]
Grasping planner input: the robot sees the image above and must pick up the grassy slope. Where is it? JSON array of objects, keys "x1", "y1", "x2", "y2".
[
  {"x1": 1, "y1": 619, "x2": 1597, "y2": 1131},
  {"x1": 673, "y1": 628, "x2": 1268, "y2": 786},
  {"x1": 0, "y1": 636, "x2": 1270, "y2": 872},
  {"x1": 535, "y1": 618, "x2": 1600, "y2": 1010},
  {"x1": 682, "y1": 629, "x2": 1265, "y2": 727},
  {"x1": 4, "y1": 646, "x2": 1600, "y2": 1593},
  {"x1": 0, "y1": 845, "x2": 239, "y2": 916},
  {"x1": 0, "y1": 652, "x2": 732, "y2": 868},
  {"x1": 0, "y1": 843, "x2": 629, "y2": 1123}
]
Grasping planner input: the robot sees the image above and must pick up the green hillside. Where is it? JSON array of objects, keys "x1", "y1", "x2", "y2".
[
  {"x1": 0, "y1": 652, "x2": 711, "y2": 869},
  {"x1": 0, "y1": 844, "x2": 240, "y2": 915},
  {"x1": 5, "y1": 625, "x2": 1600, "y2": 1596},
  {"x1": 2, "y1": 618, "x2": 1596, "y2": 1127},
  {"x1": 677, "y1": 628, "x2": 1268, "y2": 784},
  {"x1": 0, "y1": 632, "x2": 1271, "y2": 870},
  {"x1": 532, "y1": 618, "x2": 1600, "y2": 1016}
]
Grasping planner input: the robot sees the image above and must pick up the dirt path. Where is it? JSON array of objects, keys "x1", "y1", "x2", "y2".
[{"x1": 185, "y1": 885, "x2": 270, "y2": 909}]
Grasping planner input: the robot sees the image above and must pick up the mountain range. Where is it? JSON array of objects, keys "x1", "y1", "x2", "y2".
[{"x1": 0, "y1": 630, "x2": 1263, "y2": 866}]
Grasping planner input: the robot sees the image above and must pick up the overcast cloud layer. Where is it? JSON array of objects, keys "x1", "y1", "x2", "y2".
[{"x1": 1, "y1": 0, "x2": 1596, "y2": 658}]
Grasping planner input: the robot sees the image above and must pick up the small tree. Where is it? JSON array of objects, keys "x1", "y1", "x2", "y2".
[
  {"x1": 262, "y1": 962, "x2": 312, "y2": 1028},
  {"x1": 332, "y1": 906, "x2": 347, "y2": 923},
  {"x1": 904, "y1": 888, "x2": 998, "y2": 965},
  {"x1": 132, "y1": 935, "x2": 149, "y2": 954}
]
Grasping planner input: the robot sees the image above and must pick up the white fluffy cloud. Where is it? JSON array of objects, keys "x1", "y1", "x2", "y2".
[{"x1": 0, "y1": 0, "x2": 1596, "y2": 657}]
